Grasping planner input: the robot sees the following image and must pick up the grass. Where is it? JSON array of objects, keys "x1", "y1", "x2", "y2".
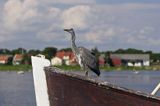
[
  {"x1": 0, "y1": 65, "x2": 32, "y2": 71},
  {"x1": 55, "y1": 65, "x2": 81, "y2": 71},
  {"x1": 0, "y1": 64, "x2": 160, "y2": 71}
]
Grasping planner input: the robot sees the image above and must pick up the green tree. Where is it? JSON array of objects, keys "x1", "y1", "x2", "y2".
[
  {"x1": 114, "y1": 48, "x2": 144, "y2": 54},
  {"x1": 150, "y1": 53, "x2": 160, "y2": 62},
  {"x1": 0, "y1": 49, "x2": 11, "y2": 54},
  {"x1": 59, "y1": 48, "x2": 72, "y2": 52},
  {"x1": 91, "y1": 47, "x2": 100, "y2": 57},
  {"x1": 22, "y1": 54, "x2": 31, "y2": 65},
  {"x1": 126, "y1": 48, "x2": 144, "y2": 54},
  {"x1": 28, "y1": 49, "x2": 41, "y2": 56},
  {"x1": 42, "y1": 47, "x2": 57, "y2": 60},
  {"x1": 114, "y1": 49, "x2": 125, "y2": 53},
  {"x1": 11, "y1": 48, "x2": 27, "y2": 55},
  {"x1": 7, "y1": 57, "x2": 13, "y2": 65}
]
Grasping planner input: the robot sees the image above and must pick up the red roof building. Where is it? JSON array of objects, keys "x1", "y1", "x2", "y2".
[
  {"x1": 0, "y1": 55, "x2": 12, "y2": 64},
  {"x1": 110, "y1": 54, "x2": 150, "y2": 67},
  {"x1": 13, "y1": 54, "x2": 24, "y2": 65},
  {"x1": 111, "y1": 58, "x2": 122, "y2": 66},
  {"x1": 99, "y1": 54, "x2": 106, "y2": 66},
  {"x1": 54, "y1": 51, "x2": 77, "y2": 65},
  {"x1": 99, "y1": 58, "x2": 106, "y2": 66},
  {"x1": 55, "y1": 51, "x2": 65, "y2": 59}
]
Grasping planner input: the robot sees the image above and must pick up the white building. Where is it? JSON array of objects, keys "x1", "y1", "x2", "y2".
[
  {"x1": 51, "y1": 57, "x2": 62, "y2": 66},
  {"x1": 63, "y1": 56, "x2": 70, "y2": 65},
  {"x1": 110, "y1": 54, "x2": 150, "y2": 67}
]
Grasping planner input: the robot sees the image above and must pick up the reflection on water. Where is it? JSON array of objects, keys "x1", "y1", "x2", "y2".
[
  {"x1": 72, "y1": 70, "x2": 160, "y2": 96},
  {"x1": 0, "y1": 70, "x2": 160, "y2": 106}
]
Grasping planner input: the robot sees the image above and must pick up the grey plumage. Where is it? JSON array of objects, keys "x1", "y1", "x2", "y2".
[{"x1": 64, "y1": 28, "x2": 100, "y2": 76}]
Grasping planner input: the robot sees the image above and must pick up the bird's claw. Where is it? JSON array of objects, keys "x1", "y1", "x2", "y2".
[{"x1": 85, "y1": 71, "x2": 88, "y2": 76}]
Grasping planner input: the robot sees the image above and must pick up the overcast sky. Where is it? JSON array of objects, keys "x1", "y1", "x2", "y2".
[{"x1": 0, "y1": 0, "x2": 160, "y2": 52}]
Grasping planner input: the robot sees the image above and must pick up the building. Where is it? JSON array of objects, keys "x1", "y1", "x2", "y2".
[
  {"x1": 99, "y1": 54, "x2": 106, "y2": 66},
  {"x1": 110, "y1": 54, "x2": 150, "y2": 67},
  {"x1": 12, "y1": 54, "x2": 24, "y2": 65},
  {"x1": 51, "y1": 57, "x2": 62, "y2": 66},
  {"x1": 51, "y1": 51, "x2": 77, "y2": 66},
  {"x1": 0, "y1": 55, "x2": 12, "y2": 64}
]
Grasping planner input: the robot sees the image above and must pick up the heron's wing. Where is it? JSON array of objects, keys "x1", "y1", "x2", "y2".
[
  {"x1": 78, "y1": 47, "x2": 100, "y2": 75},
  {"x1": 78, "y1": 47, "x2": 95, "y2": 56}
]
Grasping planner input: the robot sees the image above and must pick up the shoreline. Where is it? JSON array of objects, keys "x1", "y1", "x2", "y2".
[
  {"x1": 0, "y1": 65, "x2": 160, "y2": 71},
  {"x1": 0, "y1": 65, "x2": 32, "y2": 71},
  {"x1": 55, "y1": 65, "x2": 160, "y2": 71}
]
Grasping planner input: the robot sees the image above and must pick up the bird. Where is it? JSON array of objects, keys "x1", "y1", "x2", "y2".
[{"x1": 64, "y1": 28, "x2": 100, "y2": 76}]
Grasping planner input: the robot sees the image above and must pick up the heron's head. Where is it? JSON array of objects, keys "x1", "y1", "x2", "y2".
[{"x1": 64, "y1": 28, "x2": 74, "y2": 34}]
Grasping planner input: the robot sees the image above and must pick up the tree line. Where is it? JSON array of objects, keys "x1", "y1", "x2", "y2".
[
  {"x1": 0, "y1": 47, "x2": 57, "y2": 64},
  {"x1": 0, "y1": 47, "x2": 160, "y2": 64}
]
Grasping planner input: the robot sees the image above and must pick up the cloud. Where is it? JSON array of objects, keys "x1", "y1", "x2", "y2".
[
  {"x1": 61, "y1": 5, "x2": 91, "y2": 29},
  {"x1": 2, "y1": 0, "x2": 38, "y2": 31},
  {"x1": 40, "y1": 0, "x2": 96, "y2": 4},
  {"x1": 84, "y1": 3, "x2": 159, "y2": 44},
  {"x1": 139, "y1": 26, "x2": 154, "y2": 35},
  {"x1": 47, "y1": 7, "x2": 61, "y2": 17},
  {"x1": 147, "y1": 39, "x2": 160, "y2": 46},
  {"x1": 83, "y1": 27, "x2": 116, "y2": 43},
  {"x1": 0, "y1": 25, "x2": 16, "y2": 42},
  {"x1": 37, "y1": 25, "x2": 63, "y2": 42},
  {"x1": 122, "y1": 3, "x2": 160, "y2": 10},
  {"x1": 0, "y1": 1, "x2": 160, "y2": 51},
  {"x1": 94, "y1": 3, "x2": 160, "y2": 13}
]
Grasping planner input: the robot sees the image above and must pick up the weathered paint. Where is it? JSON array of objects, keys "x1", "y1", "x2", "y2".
[
  {"x1": 45, "y1": 67, "x2": 160, "y2": 106},
  {"x1": 31, "y1": 56, "x2": 50, "y2": 106}
]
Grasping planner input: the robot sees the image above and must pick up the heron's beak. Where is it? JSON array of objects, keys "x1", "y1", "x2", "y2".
[
  {"x1": 64, "y1": 28, "x2": 73, "y2": 32},
  {"x1": 64, "y1": 29, "x2": 69, "y2": 32}
]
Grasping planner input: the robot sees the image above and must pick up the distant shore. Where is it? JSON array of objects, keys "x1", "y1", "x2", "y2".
[
  {"x1": 55, "y1": 65, "x2": 160, "y2": 71},
  {"x1": 0, "y1": 65, "x2": 32, "y2": 71},
  {"x1": 0, "y1": 64, "x2": 160, "y2": 71}
]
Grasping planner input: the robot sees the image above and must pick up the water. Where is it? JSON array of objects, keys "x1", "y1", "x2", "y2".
[
  {"x1": 72, "y1": 70, "x2": 160, "y2": 96},
  {"x1": 0, "y1": 71, "x2": 160, "y2": 106},
  {"x1": 0, "y1": 71, "x2": 36, "y2": 106},
  {"x1": 100, "y1": 71, "x2": 160, "y2": 96}
]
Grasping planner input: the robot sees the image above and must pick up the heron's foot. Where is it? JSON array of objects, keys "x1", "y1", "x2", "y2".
[{"x1": 85, "y1": 71, "x2": 88, "y2": 76}]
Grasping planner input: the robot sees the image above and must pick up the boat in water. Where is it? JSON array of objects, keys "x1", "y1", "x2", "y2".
[{"x1": 31, "y1": 55, "x2": 160, "y2": 106}]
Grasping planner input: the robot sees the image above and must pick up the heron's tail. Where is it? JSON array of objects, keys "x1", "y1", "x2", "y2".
[{"x1": 88, "y1": 66, "x2": 100, "y2": 76}]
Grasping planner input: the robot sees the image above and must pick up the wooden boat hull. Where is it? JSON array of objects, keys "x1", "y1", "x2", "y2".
[{"x1": 45, "y1": 67, "x2": 160, "y2": 106}]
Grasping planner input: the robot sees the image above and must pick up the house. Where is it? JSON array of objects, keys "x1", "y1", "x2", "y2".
[
  {"x1": 110, "y1": 54, "x2": 150, "y2": 67},
  {"x1": 99, "y1": 54, "x2": 106, "y2": 66},
  {"x1": 111, "y1": 58, "x2": 122, "y2": 66},
  {"x1": 51, "y1": 51, "x2": 77, "y2": 66},
  {"x1": 63, "y1": 51, "x2": 77, "y2": 65},
  {"x1": 51, "y1": 57, "x2": 62, "y2": 66},
  {"x1": 12, "y1": 54, "x2": 24, "y2": 65},
  {"x1": 0, "y1": 55, "x2": 13, "y2": 64}
]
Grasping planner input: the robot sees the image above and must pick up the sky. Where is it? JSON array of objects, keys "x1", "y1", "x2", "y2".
[{"x1": 0, "y1": 0, "x2": 160, "y2": 52}]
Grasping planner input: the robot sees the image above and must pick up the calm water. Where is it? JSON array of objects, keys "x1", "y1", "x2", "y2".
[
  {"x1": 0, "y1": 71, "x2": 36, "y2": 106},
  {"x1": 101, "y1": 71, "x2": 160, "y2": 96},
  {"x1": 0, "y1": 71, "x2": 160, "y2": 106},
  {"x1": 72, "y1": 70, "x2": 160, "y2": 96}
]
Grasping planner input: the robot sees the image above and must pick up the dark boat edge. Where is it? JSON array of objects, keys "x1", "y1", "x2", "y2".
[
  {"x1": 45, "y1": 67, "x2": 160, "y2": 101},
  {"x1": 44, "y1": 66, "x2": 160, "y2": 101}
]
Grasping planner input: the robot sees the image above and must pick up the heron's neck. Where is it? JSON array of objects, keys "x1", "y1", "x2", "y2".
[{"x1": 70, "y1": 32, "x2": 78, "y2": 54}]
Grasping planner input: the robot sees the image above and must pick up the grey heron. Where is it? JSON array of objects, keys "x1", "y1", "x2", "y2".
[{"x1": 64, "y1": 28, "x2": 100, "y2": 76}]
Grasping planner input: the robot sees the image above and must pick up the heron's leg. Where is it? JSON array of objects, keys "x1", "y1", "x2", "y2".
[
  {"x1": 85, "y1": 70, "x2": 88, "y2": 76},
  {"x1": 84, "y1": 65, "x2": 88, "y2": 76}
]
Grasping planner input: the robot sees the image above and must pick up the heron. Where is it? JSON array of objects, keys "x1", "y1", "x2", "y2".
[{"x1": 64, "y1": 28, "x2": 100, "y2": 76}]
